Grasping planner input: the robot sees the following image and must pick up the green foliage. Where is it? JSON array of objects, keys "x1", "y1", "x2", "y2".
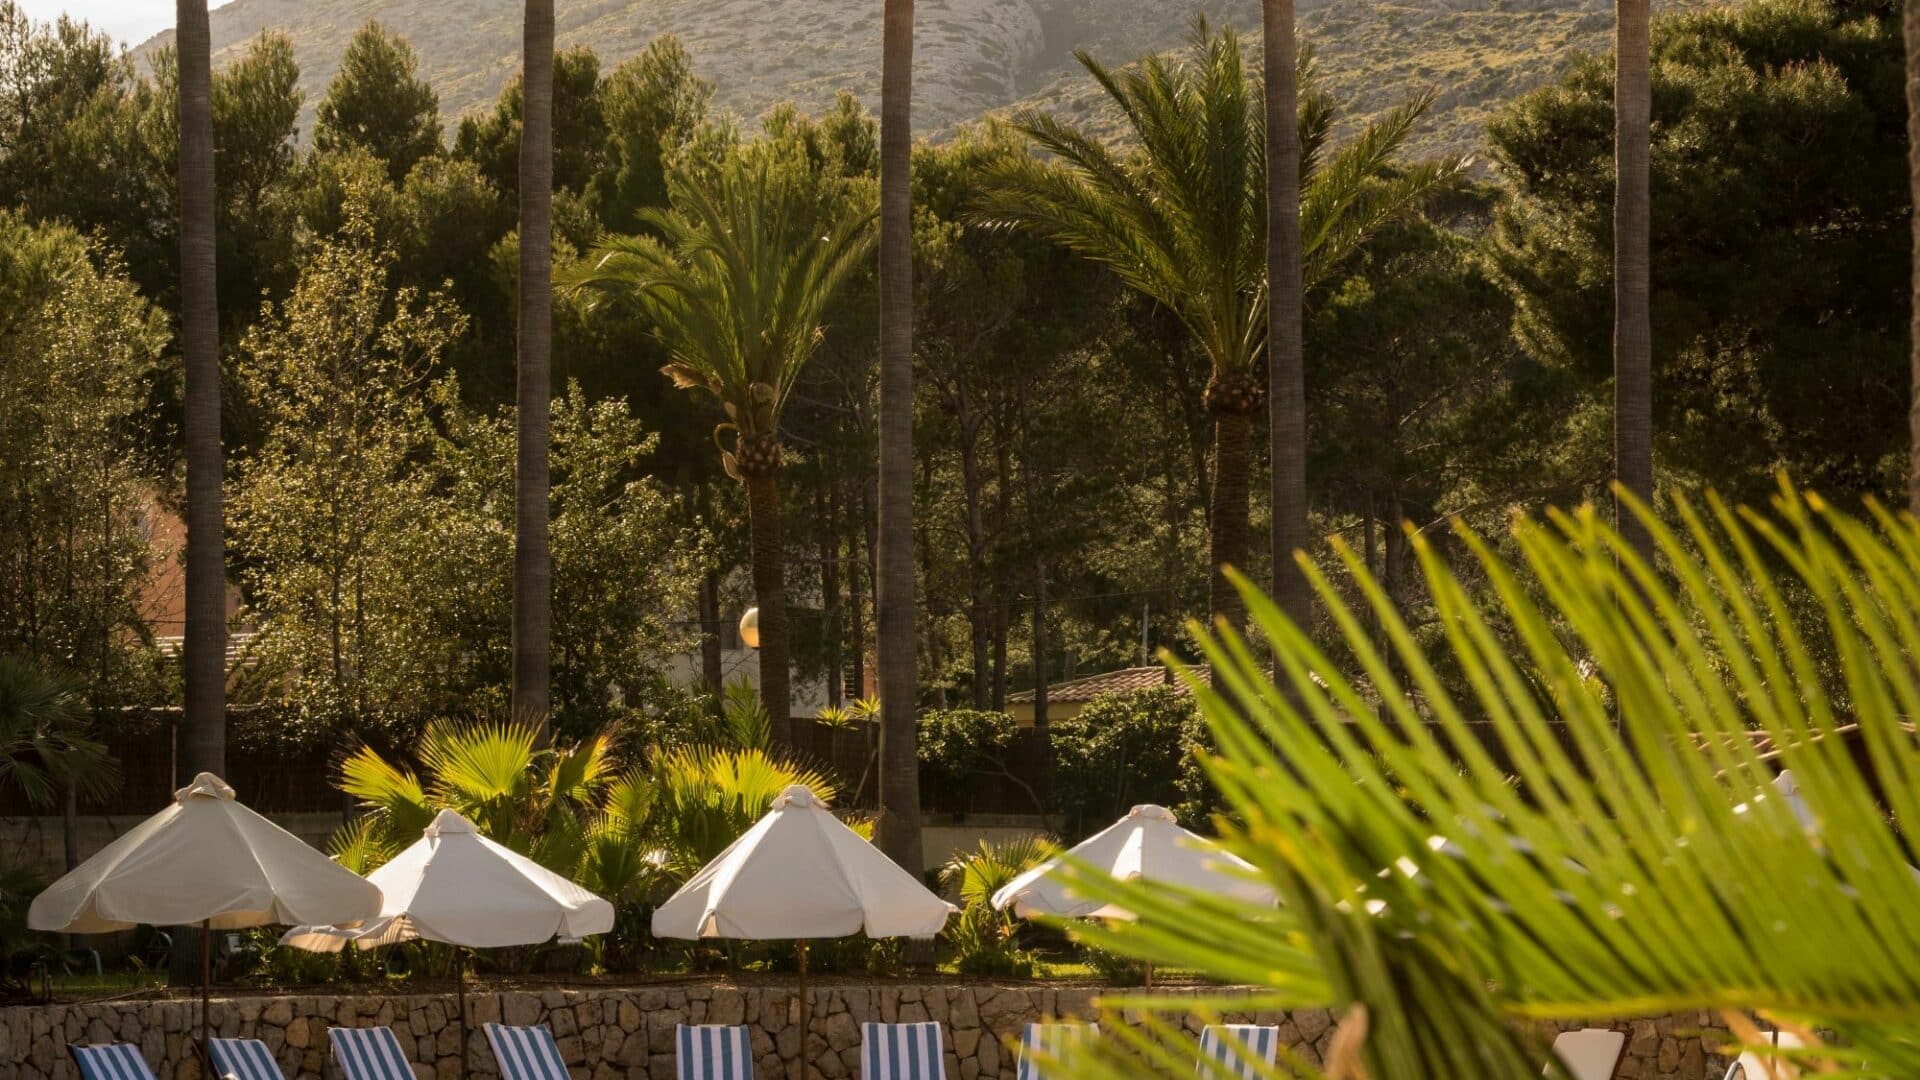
[
  {"x1": 230, "y1": 194, "x2": 467, "y2": 733},
  {"x1": 564, "y1": 139, "x2": 876, "y2": 464},
  {"x1": 641, "y1": 745, "x2": 840, "y2": 876},
  {"x1": 938, "y1": 837, "x2": 1056, "y2": 977},
  {"x1": 314, "y1": 22, "x2": 442, "y2": 183},
  {"x1": 1050, "y1": 485, "x2": 1920, "y2": 1078},
  {"x1": 1487, "y1": 0, "x2": 1906, "y2": 504},
  {"x1": 0, "y1": 211, "x2": 166, "y2": 699},
  {"x1": 916, "y1": 708, "x2": 1018, "y2": 805},
  {"x1": 0, "y1": 657, "x2": 117, "y2": 808},
  {"x1": 1048, "y1": 687, "x2": 1205, "y2": 835}
]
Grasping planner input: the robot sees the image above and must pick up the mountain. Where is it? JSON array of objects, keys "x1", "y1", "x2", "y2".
[{"x1": 143, "y1": 0, "x2": 1663, "y2": 159}]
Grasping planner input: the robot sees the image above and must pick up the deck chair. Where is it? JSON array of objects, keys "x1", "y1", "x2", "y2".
[
  {"x1": 328, "y1": 1025, "x2": 415, "y2": 1080},
  {"x1": 676, "y1": 1024, "x2": 754, "y2": 1080},
  {"x1": 209, "y1": 1037, "x2": 289, "y2": 1080},
  {"x1": 861, "y1": 1021, "x2": 945, "y2": 1080},
  {"x1": 69, "y1": 1044, "x2": 158, "y2": 1080},
  {"x1": 1016, "y1": 1023, "x2": 1098, "y2": 1080},
  {"x1": 1548, "y1": 1028, "x2": 1626, "y2": 1080},
  {"x1": 485, "y1": 1022, "x2": 573, "y2": 1080},
  {"x1": 1196, "y1": 1025, "x2": 1280, "y2": 1079}
]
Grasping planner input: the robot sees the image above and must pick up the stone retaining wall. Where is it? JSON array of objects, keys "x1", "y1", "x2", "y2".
[{"x1": 1, "y1": 984, "x2": 1731, "y2": 1079}]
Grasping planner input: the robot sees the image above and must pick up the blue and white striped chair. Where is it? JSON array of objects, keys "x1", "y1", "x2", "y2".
[
  {"x1": 1196, "y1": 1024, "x2": 1280, "y2": 1079},
  {"x1": 861, "y1": 1021, "x2": 945, "y2": 1080},
  {"x1": 209, "y1": 1037, "x2": 290, "y2": 1080},
  {"x1": 485, "y1": 1022, "x2": 573, "y2": 1080},
  {"x1": 69, "y1": 1044, "x2": 158, "y2": 1080},
  {"x1": 676, "y1": 1023, "x2": 754, "y2": 1079},
  {"x1": 1016, "y1": 1023, "x2": 1098, "y2": 1080},
  {"x1": 328, "y1": 1025, "x2": 416, "y2": 1080}
]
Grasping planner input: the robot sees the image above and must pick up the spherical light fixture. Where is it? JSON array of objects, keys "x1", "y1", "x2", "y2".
[{"x1": 738, "y1": 607, "x2": 761, "y2": 650}]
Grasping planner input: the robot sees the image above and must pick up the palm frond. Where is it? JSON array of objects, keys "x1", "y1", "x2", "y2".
[{"x1": 1049, "y1": 484, "x2": 1920, "y2": 1078}]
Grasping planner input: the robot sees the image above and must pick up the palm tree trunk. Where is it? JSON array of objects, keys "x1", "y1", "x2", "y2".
[
  {"x1": 177, "y1": 0, "x2": 224, "y2": 781},
  {"x1": 513, "y1": 0, "x2": 555, "y2": 722},
  {"x1": 1263, "y1": 0, "x2": 1310, "y2": 631},
  {"x1": 1907, "y1": 0, "x2": 1920, "y2": 513},
  {"x1": 1207, "y1": 404, "x2": 1254, "y2": 636},
  {"x1": 875, "y1": 0, "x2": 924, "y2": 876},
  {"x1": 743, "y1": 470, "x2": 791, "y2": 736},
  {"x1": 1614, "y1": 0, "x2": 1653, "y2": 555}
]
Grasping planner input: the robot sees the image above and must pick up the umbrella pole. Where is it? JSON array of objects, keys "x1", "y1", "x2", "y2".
[
  {"x1": 797, "y1": 939, "x2": 809, "y2": 1069},
  {"x1": 456, "y1": 946, "x2": 470, "y2": 1080},
  {"x1": 1144, "y1": 960, "x2": 1154, "y2": 990},
  {"x1": 200, "y1": 919, "x2": 212, "y2": 1076}
]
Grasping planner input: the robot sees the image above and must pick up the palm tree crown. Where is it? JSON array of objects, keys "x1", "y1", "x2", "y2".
[
  {"x1": 973, "y1": 18, "x2": 1458, "y2": 383},
  {"x1": 568, "y1": 149, "x2": 876, "y2": 472}
]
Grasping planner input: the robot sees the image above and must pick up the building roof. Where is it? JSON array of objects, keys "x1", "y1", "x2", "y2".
[{"x1": 1006, "y1": 665, "x2": 1198, "y2": 705}]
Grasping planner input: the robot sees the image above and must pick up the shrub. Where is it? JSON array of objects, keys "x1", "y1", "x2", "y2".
[
  {"x1": 938, "y1": 837, "x2": 1057, "y2": 977},
  {"x1": 917, "y1": 708, "x2": 1021, "y2": 812},
  {"x1": 1048, "y1": 686, "x2": 1210, "y2": 834}
]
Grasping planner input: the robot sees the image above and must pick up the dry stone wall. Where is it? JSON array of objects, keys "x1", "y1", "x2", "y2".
[{"x1": 2, "y1": 984, "x2": 1731, "y2": 1079}]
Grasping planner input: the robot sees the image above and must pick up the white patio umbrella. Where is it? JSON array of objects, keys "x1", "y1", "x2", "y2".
[
  {"x1": 651, "y1": 784, "x2": 954, "y2": 1045},
  {"x1": 28, "y1": 773, "x2": 383, "y2": 1070},
  {"x1": 281, "y1": 808, "x2": 614, "y2": 1079},
  {"x1": 990, "y1": 803, "x2": 1277, "y2": 986}
]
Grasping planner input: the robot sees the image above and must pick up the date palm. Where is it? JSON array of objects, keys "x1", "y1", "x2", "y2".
[
  {"x1": 565, "y1": 151, "x2": 876, "y2": 730},
  {"x1": 514, "y1": 0, "x2": 555, "y2": 720},
  {"x1": 974, "y1": 18, "x2": 1458, "y2": 635}
]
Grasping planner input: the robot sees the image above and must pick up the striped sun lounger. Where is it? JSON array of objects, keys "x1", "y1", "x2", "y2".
[
  {"x1": 209, "y1": 1037, "x2": 289, "y2": 1080},
  {"x1": 328, "y1": 1025, "x2": 415, "y2": 1080},
  {"x1": 69, "y1": 1044, "x2": 158, "y2": 1080},
  {"x1": 485, "y1": 1022, "x2": 573, "y2": 1080},
  {"x1": 1196, "y1": 1024, "x2": 1280, "y2": 1079},
  {"x1": 1016, "y1": 1023, "x2": 1098, "y2": 1080},
  {"x1": 676, "y1": 1024, "x2": 754, "y2": 1079},
  {"x1": 861, "y1": 1021, "x2": 946, "y2": 1080}
]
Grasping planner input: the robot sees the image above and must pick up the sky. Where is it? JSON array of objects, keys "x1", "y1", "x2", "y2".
[{"x1": 18, "y1": 1, "x2": 237, "y2": 49}]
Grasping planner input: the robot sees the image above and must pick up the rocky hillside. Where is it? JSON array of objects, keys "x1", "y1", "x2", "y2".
[{"x1": 144, "y1": 0, "x2": 1678, "y2": 158}]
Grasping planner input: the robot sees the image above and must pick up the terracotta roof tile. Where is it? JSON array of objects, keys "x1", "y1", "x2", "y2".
[{"x1": 1006, "y1": 665, "x2": 1202, "y2": 705}]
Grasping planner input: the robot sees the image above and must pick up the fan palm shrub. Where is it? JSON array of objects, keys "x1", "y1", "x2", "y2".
[
  {"x1": 939, "y1": 836, "x2": 1058, "y2": 976},
  {"x1": 973, "y1": 18, "x2": 1458, "y2": 633},
  {"x1": 563, "y1": 148, "x2": 876, "y2": 731},
  {"x1": 0, "y1": 657, "x2": 117, "y2": 808},
  {"x1": 1040, "y1": 484, "x2": 1920, "y2": 1078}
]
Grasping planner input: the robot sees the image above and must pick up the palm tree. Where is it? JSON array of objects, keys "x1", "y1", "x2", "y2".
[
  {"x1": 875, "y1": 0, "x2": 925, "y2": 877},
  {"x1": 1615, "y1": 0, "x2": 1654, "y2": 555},
  {"x1": 1050, "y1": 487, "x2": 1920, "y2": 1078},
  {"x1": 1904, "y1": 4, "x2": 1919, "y2": 513},
  {"x1": 177, "y1": 0, "x2": 224, "y2": 780},
  {"x1": 564, "y1": 151, "x2": 876, "y2": 730},
  {"x1": 513, "y1": 0, "x2": 555, "y2": 721},
  {"x1": 974, "y1": 19, "x2": 1457, "y2": 635},
  {"x1": 1262, "y1": 0, "x2": 1309, "y2": 632}
]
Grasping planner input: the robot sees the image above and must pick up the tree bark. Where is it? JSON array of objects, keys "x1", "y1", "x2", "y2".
[
  {"x1": 849, "y1": 478, "x2": 867, "y2": 700},
  {"x1": 699, "y1": 568, "x2": 723, "y2": 697},
  {"x1": 1207, "y1": 407, "x2": 1254, "y2": 636},
  {"x1": 513, "y1": 0, "x2": 555, "y2": 722},
  {"x1": 743, "y1": 470, "x2": 791, "y2": 734},
  {"x1": 822, "y1": 482, "x2": 843, "y2": 709},
  {"x1": 1614, "y1": 0, "x2": 1654, "y2": 556},
  {"x1": 1908, "y1": 0, "x2": 1920, "y2": 513},
  {"x1": 177, "y1": 0, "x2": 224, "y2": 782},
  {"x1": 1263, "y1": 0, "x2": 1310, "y2": 632},
  {"x1": 875, "y1": 0, "x2": 924, "y2": 876}
]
